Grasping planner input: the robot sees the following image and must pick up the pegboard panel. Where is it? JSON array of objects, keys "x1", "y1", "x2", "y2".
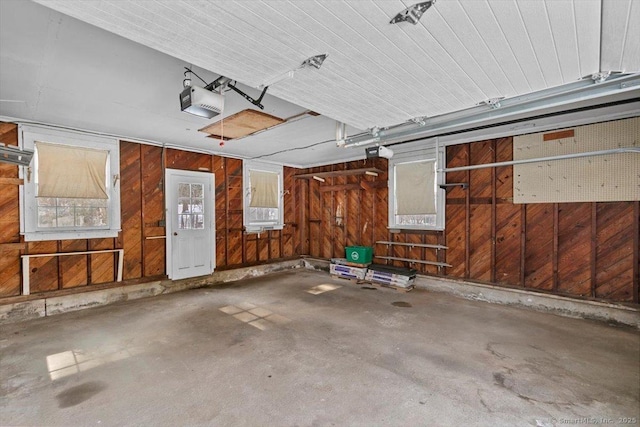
[{"x1": 514, "y1": 117, "x2": 639, "y2": 203}]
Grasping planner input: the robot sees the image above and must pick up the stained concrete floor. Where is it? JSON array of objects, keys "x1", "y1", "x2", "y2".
[{"x1": 1, "y1": 269, "x2": 638, "y2": 427}]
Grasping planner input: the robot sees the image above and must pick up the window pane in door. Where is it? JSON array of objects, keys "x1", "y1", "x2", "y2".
[
  {"x1": 178, "y1": 183, "x2": 191, "y2": 198},
  {"x1": 177, "y1": 183, "x2": 205, "y2": 230},
  {"x1": 191, "y1": 184, "x2": 203, "y2": 199}
]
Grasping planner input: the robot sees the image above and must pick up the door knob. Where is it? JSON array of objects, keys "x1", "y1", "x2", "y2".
[{"x1": 173, "y1": 232, "x2": 178, "y2": 236}]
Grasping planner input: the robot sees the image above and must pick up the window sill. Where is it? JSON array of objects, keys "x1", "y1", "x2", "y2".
[
  {"x1": 244, "y1": 225, "x2": 284, "y2": 234},
  {"x1": 388, "y1": 226, "x2": 444, "y2": 232},
  {"x1": 23, "y1": 229, "x2": 121, "y2": 242}
]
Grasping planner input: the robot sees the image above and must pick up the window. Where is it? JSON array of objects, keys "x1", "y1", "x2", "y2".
[
  {"x1": 20, "y1": 125, "x2": 121, "y2": 241},
  {"x1": 388, "y1": 139, "x2": 445, "y2": 230},
  {"x1": 243, "y1": 160, "x2": 284, "y2": 232},
  {"x1": 177, "y1": 182, "x2": 204, "y2": 229}
]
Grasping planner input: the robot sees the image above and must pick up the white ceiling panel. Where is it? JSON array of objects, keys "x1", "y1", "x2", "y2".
[
  {"x1": 436, "y1": 1, "x2": 515, "y2": 96},
  {"x1": 573, "y1": 0, "x2": 602, "y2": 77},
  {"x1": 456, "y1": 1, "x2": 530, "y2": 94},
  {"x1": 2, "y1": 0, "x2": 638, "y2": 168},
  {"x1": 486, "y1": 0, "x2": 549, "y2": 91},
  {"x1": 544, "y1": 0, "x2": 582, "y2": 81},
  {"x1": 602, "y1": 0, "x2": 640, "y2": 72},
  {"x1": 516, "y1": 0, "x2": 564, "y2": 86}
]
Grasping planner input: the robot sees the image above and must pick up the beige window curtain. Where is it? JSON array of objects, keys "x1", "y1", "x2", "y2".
[
  {"x1": 36, "y1": 142, "x2": 108, "y2": 199},
  {"x1": 249, "y1": 170, "x2": 279, "y2": 208},
  {"x1": 396, "y1": 160, "x2": 436, "y2": 215}
]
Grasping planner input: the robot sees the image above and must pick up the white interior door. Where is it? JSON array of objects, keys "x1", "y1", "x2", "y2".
[{"x1": 166, "y1": 169, "x2": 215, "y2": 280}]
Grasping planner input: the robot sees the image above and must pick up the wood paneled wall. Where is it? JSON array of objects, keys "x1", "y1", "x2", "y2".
[
  {"x1": 444, "y1": 139, "x2": 638, "y2": 302},
  {"x1": 0, "y1": 125, "x2": 301, "y2": 298},
  {"x1": 0, "y1": 124, "x2": 22, "y2": 297},
  {"x1": 1, "y1": 121, "x2": 637, "y2": 305},
  {"x1": 295, "y1": 137, "x2": 639, "y2": 304},
  {"x1": 298, "y1": 159, "x2": 390, "y2": 258}
]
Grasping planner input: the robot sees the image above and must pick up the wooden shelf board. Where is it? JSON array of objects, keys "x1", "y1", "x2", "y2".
[{"x1": 294, "y1": 168, "x2": 384, "y2": 179}]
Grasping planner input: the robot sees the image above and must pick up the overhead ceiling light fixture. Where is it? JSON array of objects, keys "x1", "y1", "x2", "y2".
[
  {"x1": 312, "y1": 176, "x2": 325, "y2": 182},
  {"x1": 301, "y1": 54, "x2": 328, "y2": 70},
  {"x1": 390, "y1": 0, "x2": 436, "y2": 25},
  {"x1": 258, "y1": 54, "x2": 329, "y2": 88}
]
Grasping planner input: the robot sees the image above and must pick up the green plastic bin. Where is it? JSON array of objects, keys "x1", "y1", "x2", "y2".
[{"x1": 345, "y1": 246, "x2": 373, "y2": 264}]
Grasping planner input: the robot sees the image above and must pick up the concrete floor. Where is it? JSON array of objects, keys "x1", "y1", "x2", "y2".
[{"x1": 1, "y1": 270, "x2": 638, "y2": 427}]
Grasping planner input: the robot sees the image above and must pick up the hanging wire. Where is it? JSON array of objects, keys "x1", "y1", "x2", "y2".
[{"x1": 184, "y1": 67, "x2": 208, "y2": 86}]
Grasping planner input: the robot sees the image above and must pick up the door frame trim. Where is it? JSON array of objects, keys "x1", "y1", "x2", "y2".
[{"x1": 165, "y1": 168, "x2": 215, "y2": 280}]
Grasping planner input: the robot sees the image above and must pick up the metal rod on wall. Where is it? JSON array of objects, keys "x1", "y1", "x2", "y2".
[{"x1": 438, "y1": 147, "x2": 639, "y2": 173}]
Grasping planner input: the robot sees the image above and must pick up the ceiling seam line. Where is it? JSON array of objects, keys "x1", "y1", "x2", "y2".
[
  {"x1": 485, "y1": 0, "x2": 533, "y2": 92},
  {"x1": 458, "y1": 1, "x2": 517, "y2": 94},
  {"x1": 542, "y1": 0, "x2": 565, "y2": 82},
  {"x1": 233, "y1": 0, "x2": 432, "y2": 116},
  {"x1": 433, "y1": 3, "x2": 503, "y2": 96},
  {"x1": 152, "y1": 0, "x2": 295, "y2": 77},
  {"x1": 618, "y1": 0, "x2": 633, "y2": 71},
  {"x1": 571, "y1": 0, "x2": 583, "y2": 77},
  {"x1": 419, "y1": 7, "x2": 489, "y2": 98},
  {"x1": 513, "y1": 0, "x2": 549, "y2": 87},
  {"x1": 277, "y1": 1, "x2": 421, "y2": 119},
  {"x1": 340, "y1": 1, "x2": 457, "y2": 110}
]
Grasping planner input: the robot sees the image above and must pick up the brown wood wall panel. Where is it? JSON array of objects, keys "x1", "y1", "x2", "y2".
[
  {"x1": 322, "y1": 190, "x2": 333, "y2": 258},
  {"x1": 333, "y1": 164, "x2": 346, "y2": 258},
  {"x1": 213, "y1": 156, "x2": 227, "y2": 267},
  {"x1": 26, "y1": 241, "x2": 58, "y2": 293},
  {"x1": 495, "y1": 138, "x2": 513, "y2": 200},
  {"x1": 282, "y1": 233, "x2": 293, "y2": 258},
  {"x1": 228, "y1": 231, "x2": 244, "y2": 265},
  {"x1": 282, "y1": 167, "x2": 296, "y2": 257},
  {"x1": 469, "y1": 141, "x2": 493, "y2": 198},
  {"x1": 226, "y1": 159, "x2": 243, "y2": 265},
  {"x1": 495, "y1": 204, "x2": 522, "y2": 286},
  {"x1": 446, "y1": 204, "x2": 466, "y2": 277},
  {"x1": 308, "y1": 176, "x2": 321, "y2": 257},
  {"x1": 445, "y1": 144, "x2": 469, "y2": 200},
  {"x1": 141, "y1": 145, "x2": 165, "y2": 277},
  {"x1": 423, "y1": 233, "x2": 440, "y2": 275},
  {"x1": 0, "y1": 118, "x2": 635, "y2": 305},
  {"x1": 595, "y1": 202, "x2": 635, "y2": 301},
  {"x1": 0, "y1": 189, "x2": 19, "y2": 243},
  {"x1": 294, "y1": 140, "x2": 635, "y2": 305},
  {"x1": 165, "y1": 149, "x2": 211, "y2": 172},
  {"x1": 59, "y1": 240, "x2": 87, "y2": 289},
  {"x1": 346, "y1": 188, "x2": 359, "y2": 248},
  {"x1": 141, "y1": 145, "x2": 164, "y2": 227},
  {"x1": 29, "y1": 258, "x2": 59, "y2": 293},
  {"x1": 374, "y1": 163, "x2": 389, "y2": 255},
  {"x1": 144, "y1": 239, "x2": 165, "y2": 276},
  {"x1": 119, "y1": 141, "x2": 143, "y2": 279},
  {"x1": 407, "y1": 233, "x2": 424, "y2": 272},
  {"x1": 0, "y1": 124, "x2": 302, "y2": 299},
  {"x1": 269, "y1": 231, "x2": 280, "y2": 259},
  {"x1": 0, "y1": 124, "x2": 21, "y2": 297},
  {"x1": 258, "y1": 236, "x2": 269, "y2": 261},
  {"x1": 0, "y1": 250, "x2": 21, "y2": 297},
  {"x1": 557, "y1": 203, "x2": 592, "y2": 297},
  {"x1": 89, "y1": 239, "x2": 115, "y2": 284},
  {"x1": 524, "y1": 203, "x2": 555, "y2": 290},
  {"x1": 361, "y1": 178, "x2": 375, "y2": 248},
  {"x1": 469, "y1": 204, "x2": 492, "y2": 281},
  {"x1": 245, "y1": 237, "x2": 257, "y2": 264}
]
